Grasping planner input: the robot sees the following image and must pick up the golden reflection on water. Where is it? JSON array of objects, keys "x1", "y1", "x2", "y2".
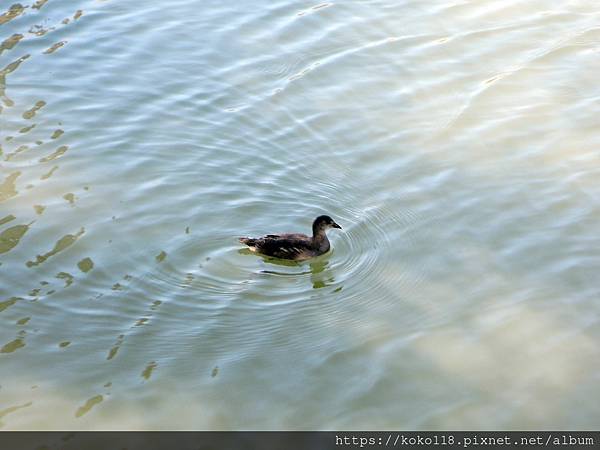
[
  {"x1": 40, "y1": 165, "x2": 58, "y2": 180},
  {"x1": 25, "y1": 228, "x2": 85, "y2": 267},
  {"x1": 19, "y1": 123, "x2": 35, "y2": 133},
  {"x1": 0, "y1": 336, "x2": 25, "y2": 353},
  {"x1": 0, "y1": 172, "x2": 20, "y2": 200},
  {"x1": 77, "y1": 257, "x2": 94, "y2": 273},
  {"x1": 32, "y1": 0, "x2": 49, "y2": 11},
  {"x1": 0, "y1": 7, "x2": 90, "y2": 379},
  {"x1": 56, "y1": 271, "x2": 74, "y2": 287},
  {"x1": 141, "y1": 361, "x2": 158, "y2": 381},
  {"x1": 28, "y1": 23, "x2": 52, "y2": 37},
  {"x1": 0, "y1": 4, "x2": 25, "y2": 26},
  {"x1": 107, "y1": 335, "x2": 124, "y2": 361},
  {"x1": 63, "y1": 192, "x2": 76, "y2": 205},
  {"x1": 39, "y1": 145, "x2": 68, "y2": 162},
  {"x1": 50, "y1": 129, "x2": 63, "y2": 139},
  {"x1": 0, "y1": 34, "x2": 23, "y2": 55},
  {"x1": 0, "y1": 297, "x2": 21, "y2": 313},
  {"x1": 42, "y1": 40, "x2": 66, "y2": 55},
  {"x1": 0, "y1": 221, "x2": 31, "y2": 254},
  {"x1": 22, "y1": 100, "x2": 45, "y2": 119},
  {"x1": 0, "y1": 214, "x2": 16, "y2": 225},
  {"x1": 75, "y1": 395, "x2": 103, "y2": 418},
  {"x1": 0, "y1": 54, "x2": 30, "y2": 106},
  {"x1": 0, "y1": 402, "x2": 32, "y2": 428},
  {"x1": 5, "y1": 144, "x2": 29, "y2": 160}
]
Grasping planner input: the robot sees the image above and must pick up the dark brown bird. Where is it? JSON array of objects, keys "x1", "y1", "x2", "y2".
[{"x1": 239, "y1": 215, "x2": 342, "y2": 261}]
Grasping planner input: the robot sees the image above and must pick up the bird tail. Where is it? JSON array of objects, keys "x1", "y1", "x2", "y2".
[{"x1": 239, "y1": 237, "x2": 255, "y2": 246}]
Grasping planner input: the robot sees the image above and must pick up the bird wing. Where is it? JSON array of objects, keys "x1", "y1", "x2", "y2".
[
  {"x1": 254, "y1": 236, "x2": 312, "y2": 259},
  {"x1": 263, "y1": 233, "x2": 309, "y2": 239}
]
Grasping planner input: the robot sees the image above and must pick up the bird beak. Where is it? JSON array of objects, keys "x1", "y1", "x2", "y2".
[{"x1": 332, "y1": 222, "x2": 342, "y2": 230}]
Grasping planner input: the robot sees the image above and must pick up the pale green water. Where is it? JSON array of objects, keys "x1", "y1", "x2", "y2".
[{"x1": 1, "y1": 0, "x2": 600, "y2": 430}]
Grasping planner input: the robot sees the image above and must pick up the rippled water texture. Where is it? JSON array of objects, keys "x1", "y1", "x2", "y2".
[{"x1": 1, "y1": 0, "x2": 600, "y2": 430}]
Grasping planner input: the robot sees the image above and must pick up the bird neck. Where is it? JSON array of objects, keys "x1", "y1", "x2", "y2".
[{"x1": 312, "y1": 229, "x2": 330, "y2": 252}]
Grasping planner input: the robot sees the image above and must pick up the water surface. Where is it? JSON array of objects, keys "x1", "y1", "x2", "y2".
[{"x1": 1, "y1": 0, "x2": 600, "y2": 429}]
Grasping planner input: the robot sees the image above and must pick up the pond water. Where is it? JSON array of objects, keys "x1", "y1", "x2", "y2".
[{"x1": 1, "y1": 0, "x2": 600, "y2": 430}]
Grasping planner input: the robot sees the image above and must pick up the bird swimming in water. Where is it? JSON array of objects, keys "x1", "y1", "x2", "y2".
[{"x1": 239, "y1": 215, "x2": 342, "y2": 261}]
